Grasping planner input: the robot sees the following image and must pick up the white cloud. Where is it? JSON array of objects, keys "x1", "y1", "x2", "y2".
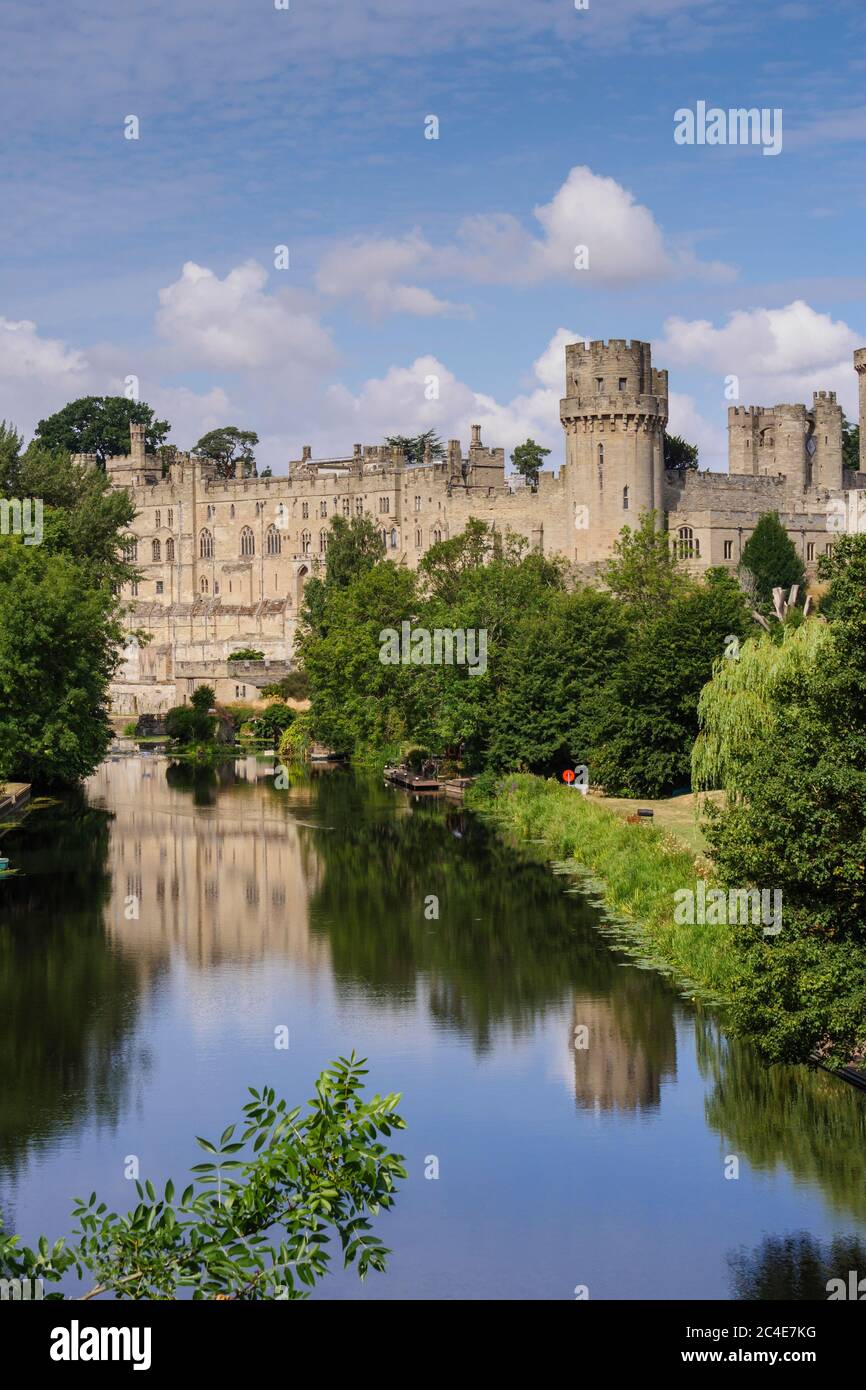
[
  {"x1": 659, "y1": 300, "x2": 863, "y2": 411},
  {"x1": 156, "y1": 260, "x2": 337, "y2": 373},
  {"x1": 667, "y1": 391, "x2": 727, "y2": 472},
  {"x1": 315, "y1": 235, "x2": 468, "y2": 318}
]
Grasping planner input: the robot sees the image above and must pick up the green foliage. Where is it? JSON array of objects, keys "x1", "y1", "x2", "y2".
[
  {"x1": 0, "y1": 539, "x2": 122, "y2": 786},
  {"x1": 190, "y1": 685, "x2": 216, "y2": 713},
  {"x1": 301, "y1": 515, "x2": 386, "y2": 636},
  {"x1": 227, "y1": 648, "x2": 265, "y2": 662},
  {"x1": 250, "y1": 702, "x2": 295, "y2": 740},
  {"x1": 383, "y1": 430, "x2": 444, "y2": 465},
  {"x1": 192, "y1": 427, "x2": 259, "y2": 479},
  {"x1": 123, "y1": 722, "x2": 138, "y2": 736},
  {"x1": 842, "y1": 417, "x2": 860, "y2": 473},
  {"x1": 602, "y1": 512, "x2": 686, "y2": 620},
  {"x1": 164, "y1": 706, "x2": 215, "y2": 745},
  {"x1": 0, "y1": 1055, "x2": 405, "y2": 1299},
  {"x1": 34, "y1": 397, "x2": 169, "y2": 466},
  {"x1": 740, "y1": 511, "x2": 805, "y2": 612},
  {"x1": 663, "y1": 432, "x2": 699, "y2": 471},
  {"x1": 510, "y1": 437, "x2": 550, "y2": 488},
  {"x1": 696, "y1": 535, "x2": 866, "y2": 1063},
  {"x1": 261, "y1": 671, "x2": 310, "y2": 700}
]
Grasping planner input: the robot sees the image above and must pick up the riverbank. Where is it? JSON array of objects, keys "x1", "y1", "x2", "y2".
[{"x1": 468, "y1": 774, "x2": 736, "y2": 1004}]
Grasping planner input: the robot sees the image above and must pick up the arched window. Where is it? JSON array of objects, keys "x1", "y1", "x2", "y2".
[
  {"x1": 623, "y1": 485, "x2": 629, "y2": 511},
  {"x1": 319, "y1": 529, "x2": 328, "y2": 553},
  {"x1": 415, "y1": 528, "x2": 422, "y2": 547},
  {"x1": 152, "y1": 539, "x2": 161, "y2": 562},
  {"x1": 240, "y1": 526, "x2": 255, "y2": 557},
  {"x1": 155, "y1": 509, "x2": 161, "y2": 529},
  {"x1": 267, "y1": 524, "x2": 281, "y2": 556},
  {"x1": 674, "y1": 526, "x2": 700, "y2": 560},
  {"x1": 390, "y1": 527, "x2": 398, "y2": 549},
  {"x1": 166, "y1": 538, "x2": 175, "y2": 561},
  {"x1": 230, "y1": 504, "x2": 235, "y2": 519},
  {"x1": 167, "y1": 508, "x2": 173, "y2": 527},
  {"x1": 342, "y1": 497, "x2": 350, "y2": 516},
  {"x1": 199, "y1": 528, "x2": 213, "y2": 559},
  {"x1": 319, "y1": 500, "x2": 327, "y2": 518},
  {"x1": 200, "y1": 577, "x2": 208, "y2": 593},
  {"x1": 301, "y1": 530, "x2": 311, "y2": 556},
  {"x1": 432, "y1": 526, "x2": 442, "y2": 544},
  {"x1": 124, "y1": 540, "x2": 138, "y2": 563}
]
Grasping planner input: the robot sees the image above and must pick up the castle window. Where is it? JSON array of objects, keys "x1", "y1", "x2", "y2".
[
  {"x1": 355, "y1": 498, "x2": 363, "y2": 516},
  {"x1": 432, "y1": 526, "x2": 442, "y2": 544},
  {"x1": 596, "y1": 377, "x2": 604, "y2": 392},
  {"x1": 200, "y1": 577, "x2": 208, "y2": 593},
  {"x1": 301, "y1": 529, "x2": 311, "y2": 555},
  {"x1": 619, "y1": 378, "x2": 627, "y2": 391},
  {"x1": 199, "y1": 528, "x2": 213, "y2": 559},
  {"x1": 319, "y1": 500, "x2": 327, "y2": 518},
  {"x1": 156, "y1": 580, "x2": 164, "y2": 595},
  {"x1": 267, "y1": 524, "x2": 281, "y2": 556},
  {"x1": 152, "y1": 539, "x2": 161, "y2": 562},
  {"x1": 807, "y1": 542, "x2": 815, "y2": 561},
  {"x1": 674, "y1": 526, "x2": 700, "y2": 560},
  {"x1": 240, "y1": 526, "x2": 255, "y2": 557},
  {"x1": 256, "y1": 501, "x2": 263, "y2": 515},
  {"x1": 167, "y1": 508, "x2": 173, "y2": 527},
  {"x1": 124, "y1": 540, "x2": 138, "y2": 563},
  {"x1": 825, "y1": 542, "x2": 833, "y2": 555},
  {"x1": 230, "y1": 504, "x2": 235, "y2": 519},
  {"x1": 390, "y1": 527, "x2": 398, "y2": 549},
  {"x1": 597, "y1": 444, "x2": 604, "y2": 490},
  {"x1": 319, "y1": 530, "x2": 328, "y2": 553},
  {"x1": 343, "y1": 497, "x2": 350, "y2": 516},
  {"x1": 381, "y1": 529, "x2": 387, "y2": 547},
  {"x1": 207, "y1": 504, "x2": 215, "y2": 520},
  {"x1": 214, "y1": 581, "x2": 219, "y2": 595},
  {"x1": 415, "y1": 528, "x2": 422, "y2": 547},
  {"x1": 415, "y1": 495, "x2": 421, "y2": 512},
  {"x1": 723, "y1": 540, "x2": 733, "y2": 560},
  {"x1": 130, "y1": 581, "x2": 138, "y2": 597},
  {"x1": 302, "y1": 502, "x2": 309, "y2": 518},
  {"x1": 166, "y1": 538, "x2": 175, "y2": 561},
  {"x1": 623, "y1": 485, "x2": 629, "y2": 511},
  {"x1": 155, "y1": 509, "x2": 161, "y2": 529}
]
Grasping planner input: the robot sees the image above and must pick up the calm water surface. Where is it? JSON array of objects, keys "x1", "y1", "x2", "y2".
[{"x1": 1, "y1": 757, "x2": 864, "y2": 1300}]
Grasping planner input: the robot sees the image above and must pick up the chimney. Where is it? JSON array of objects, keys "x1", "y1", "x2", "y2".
[
  {"x1": 353, "y1": 444, "x2": 362, "y2": 458},
  {"x1": 301, "y1": 445, "x2": 311, "y2": 462},
  {"x1": 470, "y1": 424, "x2": 482, "y2": 448},
  {"x1": 129, "y1": 421, "x2": 146, "y2": 464}
]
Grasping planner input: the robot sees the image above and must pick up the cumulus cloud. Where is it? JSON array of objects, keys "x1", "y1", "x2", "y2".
[
  {"x1": 156, "y1": 260, "x2": 337, "y2": 373},
  {"x1": 667, "y1": 391, "x2": 727, "y2": 472},
  {"x1": 659, "y1": 300, "x2": 863, "y2": 410},
  {"x1": 317, "y1": 167, "x2": 733, "y2": 317}
]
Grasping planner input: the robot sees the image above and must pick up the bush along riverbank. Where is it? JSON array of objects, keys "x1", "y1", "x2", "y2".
[{"x1": 468, "y1": 774, "x2": 736, "y2": 1007}]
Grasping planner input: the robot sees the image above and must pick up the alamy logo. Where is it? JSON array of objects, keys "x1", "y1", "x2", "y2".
[
  {"x1": 674, "y1": 102, "x2": 783, "y2": 157},
  {"x1": 379, "y1": 622, "x2": 488, "y2": 676},
  {"x1": 827, "y1": 1271, "x2": 866, "y2": 1300},
  {"x1": 674, "y1": 882, "x2": 782, "y2": 936},
  {"x1": 50, "y1": 1320, "x2": 152, "y2": 1371},
  {"x1": 0, "y1": 497, "x2": 43, "y2": 545},
  {"x1": 0, "y1": 1277, "x2": 43, "y2": 1299}
]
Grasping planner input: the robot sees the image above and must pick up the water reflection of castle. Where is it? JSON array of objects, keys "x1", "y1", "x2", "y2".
[
  {"x1": 88, "y1": 758, "x2": 331, "y2": 971},
  {"x1": 570, "y1": 997, "x2": 678, "y2": 1113}
]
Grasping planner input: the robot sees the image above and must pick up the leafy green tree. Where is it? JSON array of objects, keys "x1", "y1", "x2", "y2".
[
  {"x1": 663, "y1": 433, "x2": 699, "y2": 471},
  {"x1": 190, "y1": 685, "x2": 216, "y2": 713},
  {"x1": 227, "y1": 648, "x2": 265, "y2": 661},
  {"x1": 384, "y1": 429, "x2": 444, "y2": 465},
  {"x1": 0, "y1": 1055, "x2": 405, "y2": 1299},
  {"x1": 586, "y1": 570, "x2": 752, "y2": 796},
  {"x1": 510, "y1": 438, "x2": 550, "y2": 489},
  {"x1": 843, "y1": 417, "x2": 860, "y2": 472},
  {"x1": 261, "y1": 671, "x2": 310, "y2": 701},
  {"x1": 251, "y1": 702, "x2": 295, "y2": 740},
  {"x1": 192, "y1": 427, "x2": 259, "y2": 479},
  {"x1": 740, "y1": 511, "x2": 805, "y2": 612},
  {"x1": 698, "y1": 535, "x2": 866, "y2": 1064},
  {"x1": 301, "y1": 514, "x2": 385, "y2": 636},
  {"x1": 602, "y1": 512, "x2": 687, "y2": 621},
  {"x1": 0, "y1": 539, "x2": 123, "y2": 786},
  {"x1": 164, "y1": 706, "x2": 214, "y2": 744},
  {"x1": 34, "y1": 397, "x2": 169, "y2": 466}
]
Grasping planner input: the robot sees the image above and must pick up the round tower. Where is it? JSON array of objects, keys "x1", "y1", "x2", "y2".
[{"x1": 560, "y1": 339, "x2": 668, "y2": 563}]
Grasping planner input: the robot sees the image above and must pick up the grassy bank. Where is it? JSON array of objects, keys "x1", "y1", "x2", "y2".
[{"x1": 468, "y1": 774, "x2": 736, "y2": 1004}]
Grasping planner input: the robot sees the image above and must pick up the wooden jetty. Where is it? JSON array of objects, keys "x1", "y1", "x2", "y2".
[
  {"x1": 0, "y1": 783, "x2": 30, "y2": 817},
  {"x1": 383, "y1": 766, "x2": 442, "y2": 792}
]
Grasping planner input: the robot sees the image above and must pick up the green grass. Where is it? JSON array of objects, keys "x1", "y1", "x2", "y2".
[{"x1": 469, "y1": 774, "x2": 736, "y2": 1003}]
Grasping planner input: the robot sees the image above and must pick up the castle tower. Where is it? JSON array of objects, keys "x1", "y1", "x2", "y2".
[
  {"x1": 560, "y1": 339, "x2": 668, "y2": 563},
  {"x1": 810, "y1": 391, "x2": 843, "y2": 490},
  {"x1": 854, "y1": 348, "x2": 866, "y2": 474}
]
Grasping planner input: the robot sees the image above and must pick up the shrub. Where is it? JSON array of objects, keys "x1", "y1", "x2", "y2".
[
  {"x1": 261, "y1": 670, "x2": 310, "y2": 701},
  {"x1": 228, "y1": 648, "x2": 265, "y2": 662},
  {"x1": 190, "y1": 684, "x2": 216, "y2": 712},
  {"x1": 164, "y1": 705, "x2": 214, "y2": 744}
]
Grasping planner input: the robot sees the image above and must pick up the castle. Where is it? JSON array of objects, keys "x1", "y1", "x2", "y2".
[{"x1": 102, "y1": 338, "x2": 866, "y2": 715}]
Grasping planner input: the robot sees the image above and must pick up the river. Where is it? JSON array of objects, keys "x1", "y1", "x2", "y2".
[{"x1": 1, "y1": 756, "x2": 864, "y2": 1300}]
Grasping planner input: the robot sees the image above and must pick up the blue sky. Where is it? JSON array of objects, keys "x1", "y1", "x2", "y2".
[{"x1": 1, "y1": 0, "x2": 865, "y2": 471}]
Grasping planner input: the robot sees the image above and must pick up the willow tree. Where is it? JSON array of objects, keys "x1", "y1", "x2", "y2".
[{"x1": 691, "y1": 620, "x2": 831, "y2": 796}]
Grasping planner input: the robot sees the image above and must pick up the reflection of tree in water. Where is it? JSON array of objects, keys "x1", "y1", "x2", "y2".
[
  {"x1": 296, "y1": 772, "x2": 681, "y2": 1069},
  {"x1": 728, "y1": 1231, "x2": 866, "y2": 1301},
  {"x1": 696, "y1": 1017, "x2": 866, "y2": 1224},
  {"x1": 0, "y1": 794, "x2": 148, "y2": 1185}
]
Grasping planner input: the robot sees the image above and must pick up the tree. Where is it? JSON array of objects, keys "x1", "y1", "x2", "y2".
[
  {"x1": 384, "y1": 430, "x2": 444, "y2": 465},
  {"x1": 663, "y1": 433, "x2": 699, "y2": 471},
  {"x1": 843, "y1": 417, "x2": 860, "y2": 472},
  {"x1": 164, "y1": 705, "x2": 214, "y2": 744},
  {"x1": 192, "y1": 427, "x2": 259, "y2": 479},
  {"x1": 301, "y1": 515, "x2": 385, "y2": 636},
  {"x1": 0, "y1": 1055, "x2": 406, "y2": 1299},
  {"x1": 739, "y1": 511, "x2": 805, "y2": 613},
  {"x1": 510, "y1": 438, "x2": 550, "y2": 489},
  {"x1": 602, "y1": 512, "x2": 686, "y2": 620},
  {"x1": 0, "y1": 539, "x2": 123, "y2": 786},
  {"x1": 190, "y1": 685, "x2": 216, "y2": 713},
  {"x1": 34, "y1": 397, "x2": 169, "y2": 467}
]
